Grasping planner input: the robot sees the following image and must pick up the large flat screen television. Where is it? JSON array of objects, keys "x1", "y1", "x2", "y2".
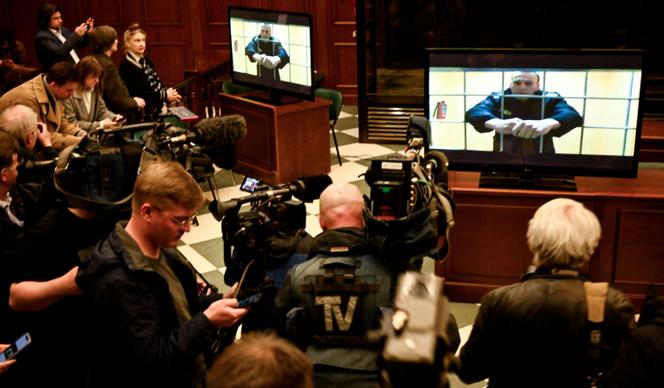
[
  {"x1": 425, "y1": 48, "x2": 646, "y2": 190},
  {"x1": 228, "y1": 6, "x2": 314, "y2": 104}
]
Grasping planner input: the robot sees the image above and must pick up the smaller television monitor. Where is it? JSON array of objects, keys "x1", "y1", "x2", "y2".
[
  {"x1": 425, "y1": 48, "x2": 646, "y2": 190},
  {"x1": 228, "y1": 6, "x2": 314, "y2": 104}
]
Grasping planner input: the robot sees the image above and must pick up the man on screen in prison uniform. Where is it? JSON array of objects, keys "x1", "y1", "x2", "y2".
[
  {"x1": 466, "y1": 71, "x2": 583, "y2": 155},
  {"x1": 245, "y1": 24, "x2": 290, "y2": 82}
]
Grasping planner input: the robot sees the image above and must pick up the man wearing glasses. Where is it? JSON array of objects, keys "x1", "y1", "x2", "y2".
[
  {"x1": 466, "y1": 71, "x2": 583, "y2": 154},
  {"x1": 69, "y1": 161, "x2": 249, "y2": 388}
]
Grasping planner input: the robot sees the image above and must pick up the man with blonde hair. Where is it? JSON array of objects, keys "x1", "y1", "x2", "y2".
[
  {"x1": 75, "y1": 161, "x2": 248, "y2": 388},
  {"x1": 207, "y1": 332, "x2": 313, "y2": 388},
  {"x1": 458, "y1": 198, "x2": 635, "y2": 388}
]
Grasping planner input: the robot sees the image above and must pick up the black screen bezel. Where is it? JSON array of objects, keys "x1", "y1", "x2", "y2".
[
  {"x1": 424, "y1": 48, "x2": 646, "y2": 178},
  {"x1": 228, "y1": 6, "x2": 315, "y2": 102}
]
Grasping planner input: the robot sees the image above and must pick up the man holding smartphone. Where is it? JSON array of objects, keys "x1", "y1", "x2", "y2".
[
  {"x1": 34, "y1": 3, "x2": 94, "y2": 71},
  {"x1": 0, "y1": 129, "x2": 112, "y2": 388},
  {"x1": 75, "y1": 161, "x2": 248, "y2": 388}
]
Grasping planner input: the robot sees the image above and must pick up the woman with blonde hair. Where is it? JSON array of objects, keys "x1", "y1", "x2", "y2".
[{"x1": 119, "y1": 24, "x2": 180, "y2": 120}]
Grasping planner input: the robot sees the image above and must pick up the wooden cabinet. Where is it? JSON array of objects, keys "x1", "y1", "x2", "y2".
[
  {"x1": 438, "y1": 170, "x2": 664, "y2": 309},
  {"x1": 218, "y1": 93, "x2": 331, "y2": 186}
]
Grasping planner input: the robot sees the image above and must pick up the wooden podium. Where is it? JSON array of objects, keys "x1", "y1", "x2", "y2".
[
  {"x1": 439, "y1": 170, "x2": 664, "y2": 309},
  {"x1": 218, "y1": 93, "x2": 332, "y2": 186}
]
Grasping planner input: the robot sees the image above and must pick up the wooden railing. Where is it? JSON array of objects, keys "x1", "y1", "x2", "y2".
[{"x1": 173, "y1": 50, "x2": 232, "y2": 119}]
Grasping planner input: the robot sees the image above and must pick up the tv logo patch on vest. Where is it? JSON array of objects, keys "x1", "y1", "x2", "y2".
[{"x1": 315, "y1": 295, "x2": 359, "y2": 331}]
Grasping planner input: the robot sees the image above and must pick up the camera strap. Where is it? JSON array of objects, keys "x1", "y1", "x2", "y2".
[{"x1": 54, "y1": 144, "x2": 134, "y2": 207}]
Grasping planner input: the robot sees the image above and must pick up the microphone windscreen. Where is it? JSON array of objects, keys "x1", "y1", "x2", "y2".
[
  {"x1": 194, "y1": 114, "x2": 247, "y2": 146},
  {"x1": 296, "y1": 175, "x2": 333, "y2": 202}
]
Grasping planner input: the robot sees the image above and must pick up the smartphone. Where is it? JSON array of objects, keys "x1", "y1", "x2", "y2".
[
  {"x1": 237, "y1": 293, "x2": 262, "y2": 308},
  {"x1": 240, "y1": 176, "x2": 261, "y2": 193},
  {"x1": 0, "y1": 333, "x2": 32, "y2": 362}
]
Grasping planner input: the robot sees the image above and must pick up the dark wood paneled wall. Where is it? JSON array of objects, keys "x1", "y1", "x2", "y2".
[
  {"x1": 1, "y1": 0, "x2": 358, "y2": 103},
  {"x1": 440, "y1": 170, "x2": 664, "y2": 310}
]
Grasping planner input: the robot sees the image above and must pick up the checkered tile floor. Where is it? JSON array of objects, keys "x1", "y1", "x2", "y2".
[
  {"x1": 178, "y1": 105, "x2": 483, "y2": 387},
  {"x1": 179, "y1": 105, "x2": 409, "y2": 293}
]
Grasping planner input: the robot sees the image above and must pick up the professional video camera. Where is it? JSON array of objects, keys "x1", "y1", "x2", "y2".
[
  {"x1": 208, "y1": 175, "x2": 332, "y2": 310},
  {"x1": 52, "y1": 112, "x2": 247, "y2": 210},
  {"x1": 370, "y1": 271, "x2": 459, "y2": 388},
  {"x1": 363, "y1": 116, "x2": 455, "y2": 268}
]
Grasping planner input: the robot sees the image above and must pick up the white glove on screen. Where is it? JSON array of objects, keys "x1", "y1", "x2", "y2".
[
  {"x1": 260, "y1": 56, "x2": 281, "y2": 70},
  {"x1": 266, "y1": 55, "x2": 281, "y2": 69},
  {"x1": 252, "y1": 53, "x2": 266, "y2": 64}
]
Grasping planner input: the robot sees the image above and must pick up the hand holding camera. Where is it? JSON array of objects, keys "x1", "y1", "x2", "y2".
[
  {"x1": 36, "y1": 122, "x2": 53, "y2": 147},
  {"x1": 74, "y1": 17, "x2": 94, "y2": 36}
]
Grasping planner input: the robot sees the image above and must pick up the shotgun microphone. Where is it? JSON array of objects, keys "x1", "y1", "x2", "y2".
[{"x1": 209, "y1": 175, "x2": 332, "y2": 220}]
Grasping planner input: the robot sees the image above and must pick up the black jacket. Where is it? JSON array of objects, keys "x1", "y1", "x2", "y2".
[
  {"x1": 34, "y1": 27, "x2": 87, "y2": 71},
  {"x1": 0, "y1": 182, "x2": 113, "y2": 388},
  {"x1": 458, "y1": 267, "x2": 635, "y2": 388},
  {"x1": 1, "y1": 183, "x2": 55, "y2": 343},
  {"x1": 119, "y1": 55, "x2": 165, "y2": 119},
  {"x1": 466, "y1": 89, "x2": 583, "y2": 154},
  {"x1": 76, "y1": 222, "x2": 222, "y2": 388},
  {"x1": 604, "y1": 286, "x2": 664, "y2": 387}
]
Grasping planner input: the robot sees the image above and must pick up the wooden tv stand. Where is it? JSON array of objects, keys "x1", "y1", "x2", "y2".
[
  {"x1": 218, "y1": 93, "x2": 331, "y2": 186},
  {"x1": 438, "y1": 170, "x2": 664, "y2": 309}
]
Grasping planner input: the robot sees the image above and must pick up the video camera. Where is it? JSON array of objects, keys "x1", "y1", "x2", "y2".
[
  {"x1": 209, "y1": 175, "x2": 332, "y2": 298},
  {"x1": 363, "y1": 116, "x2": 455, "y2": 267},
  {"x1": 53, "y1": 112, "x2": 247, "y2": 210},
  {"x1": 370, "y1": 271, "x2": 459, "y2": 388}
]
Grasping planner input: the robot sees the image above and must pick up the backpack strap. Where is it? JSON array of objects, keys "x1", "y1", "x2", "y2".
[
  {"x1": 584, "y1": 282, "x2": 608, "y2": 323},
  {"x1": 584, "y1": 281, "x2": 609, "y2": 387}
]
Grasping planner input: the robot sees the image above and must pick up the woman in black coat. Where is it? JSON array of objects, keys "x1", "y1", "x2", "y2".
[{"x1": 119, "y1": 24, "x2": 181, "y2": 120}]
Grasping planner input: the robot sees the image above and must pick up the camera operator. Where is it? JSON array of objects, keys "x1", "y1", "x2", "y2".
[
  {"x1": 0, "y1": 129, "x2": 114, "y2": 388},
  {"x1": 275, "y1": 182, "x2": 392, "y2": 388},
  {"x1": 75, "y1": 161, "x2": 248, "y2": 388}
]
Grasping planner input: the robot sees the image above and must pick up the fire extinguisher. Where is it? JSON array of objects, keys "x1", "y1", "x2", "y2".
[{"x1": 433, "y1": 100, "x2": 447, "y2": 119}]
